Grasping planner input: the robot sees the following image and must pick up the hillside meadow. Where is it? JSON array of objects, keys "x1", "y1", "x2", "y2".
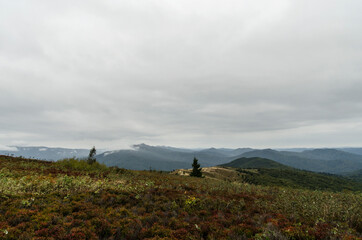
[{"x1": 0, "y1": 155, "x2": 361, "y2": 239}]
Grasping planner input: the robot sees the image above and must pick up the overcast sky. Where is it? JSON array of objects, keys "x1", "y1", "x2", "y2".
[{"x1": 0, "y1": 0, "x2": 361, "y2": 150}]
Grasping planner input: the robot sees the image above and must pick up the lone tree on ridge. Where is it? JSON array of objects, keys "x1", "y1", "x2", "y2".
[
  {"x1": 87, "y1": 146, "x2": 97, "y2": 164},
  {"x1": 190, "y1": 157, "x2": 202, "y2": 177}
]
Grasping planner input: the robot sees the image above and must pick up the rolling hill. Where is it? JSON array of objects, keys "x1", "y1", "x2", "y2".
[
  {"x1": 295, "y1": 148, "x2": 362, "y2": 161},
  {"x1": 233, "y1": 149, "x2": 362, "y2": 174},
  {"x1": 220, "y1": 157, "x2": 290, "y2": 169},
  {"x1": 344, "y1": 169, "x2": 362, "y2": 182},
  {"x1": 236, "y1": 168, "x2": 362, "y2": 192},
  {"x1": 217, "y1": 157, "x2": 362, "y2": 191},
  {"x1": 338, "y1": 147, "x2": 362, "y2": 156}
]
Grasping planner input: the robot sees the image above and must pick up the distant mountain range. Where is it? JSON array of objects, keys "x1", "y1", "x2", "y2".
[
  {"x1": 337, "y1": 148, "x2": 362, "y2": 156},
  {"x1": 236, "y1": 149, "x2": 362, "y2": 174},
  {"x1": 96, "y1": 144, "x2": 253, "y2": 171},
  {"x1": 0, "y1": 146, "x2": 91, "y2": 161},
  {"x1": 2, "y1": 144, "x2": 362, "y2": 175},
  {"x1": 97, "y1": 144, "x2": 362, "y2": 174}
]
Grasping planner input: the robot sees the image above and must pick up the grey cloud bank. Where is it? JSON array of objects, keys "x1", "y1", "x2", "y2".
[{"x1": 0, "y1": 0, "x2": 361, "y2": 149}]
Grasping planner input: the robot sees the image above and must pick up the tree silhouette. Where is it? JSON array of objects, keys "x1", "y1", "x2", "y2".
[
  {"x1": 190, "y1": 157, "x2": 202, "y2": 177},
  {"x1": 87, "y1": 146, "x2": 97, "y2": 164}
]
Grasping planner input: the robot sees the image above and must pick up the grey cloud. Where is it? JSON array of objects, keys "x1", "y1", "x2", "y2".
[{"x1": 0, "y1": 0, "x2": 361, "y2": 149}]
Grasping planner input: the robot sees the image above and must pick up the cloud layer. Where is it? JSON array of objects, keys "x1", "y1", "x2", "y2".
[{"x1": 1, "y1": 0, "x2": 361, "y2": 149}]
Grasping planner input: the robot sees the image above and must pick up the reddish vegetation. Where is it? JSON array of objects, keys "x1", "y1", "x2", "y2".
[{"x1": 0, "y1": 155, "x2": 361, "y2": 239}]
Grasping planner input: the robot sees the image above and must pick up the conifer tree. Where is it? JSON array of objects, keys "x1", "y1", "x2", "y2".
[
  {"x1": 87, "y1": 146, "x2": 96, "y2": 164},
  {"x1": 190, "y1": 157, "x2": 202, "y2": 177}
]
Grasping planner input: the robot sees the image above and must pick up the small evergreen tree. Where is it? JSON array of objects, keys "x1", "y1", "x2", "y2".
[
  {"x1": 190, "y1": 157, "x2": 202, "y2": 177},
  {"x1": 87, "y1": 146, "x2": 96, "y2": 164}
]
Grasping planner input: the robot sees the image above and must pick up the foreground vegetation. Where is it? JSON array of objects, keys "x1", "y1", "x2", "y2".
[{"x1": 0, "y1": 155, "x2": 361, "y2": 239}]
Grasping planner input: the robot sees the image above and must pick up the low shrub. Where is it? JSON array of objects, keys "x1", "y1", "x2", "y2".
[{"x1": 55, "y1": 158, "x2": 108, "y2": 172}]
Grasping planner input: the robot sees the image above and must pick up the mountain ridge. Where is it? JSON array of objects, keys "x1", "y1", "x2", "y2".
[
  {"x1": 220, "y1": 157, "x2": 291, "y2": 169},
  {"x1": 2, "y1": 144, "x2": 362, "y2": 174},
  {"x1": 233, "y1": 149, "x2": 362, "y2": 174},
  {"x1": 0, "y1": 146, "x2": 92, "y2": 161}
]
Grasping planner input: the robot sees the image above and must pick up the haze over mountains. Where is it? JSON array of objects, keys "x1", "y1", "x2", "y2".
[
  {"x1": 97, "y1": 144, "x2": 362, "y2": 175},
  {"x1": 0, "y1": 146, "x2": 91, "y2": 161},
  {"x1": 237, "y1": 149, "x2": 362, "y2": 174},
  {"x1": 96, "y1": 144, "x2": 254, "y2": 171},
  {"x1": 2, "y1": 144, "x2": 362, "y2": 175}
]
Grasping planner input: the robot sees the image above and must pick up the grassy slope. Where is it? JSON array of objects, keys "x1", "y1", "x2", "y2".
[
  {"x1": 237, "y1": 168, "x2": 362, "y2": 192},
  {"x1": 0, "y1": 155, "x2": 361, "y2": 239},
  {"x1": 344, "y1": 169, "x2": 362, "y2": 182},
  {"x1": 219, "y1": 157, "x2": 362, "y2": 192}
]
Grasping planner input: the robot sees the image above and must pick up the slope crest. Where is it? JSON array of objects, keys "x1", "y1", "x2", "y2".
[{"x1": 221, "y1": 157, "x2": 290, "y2": 169}]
